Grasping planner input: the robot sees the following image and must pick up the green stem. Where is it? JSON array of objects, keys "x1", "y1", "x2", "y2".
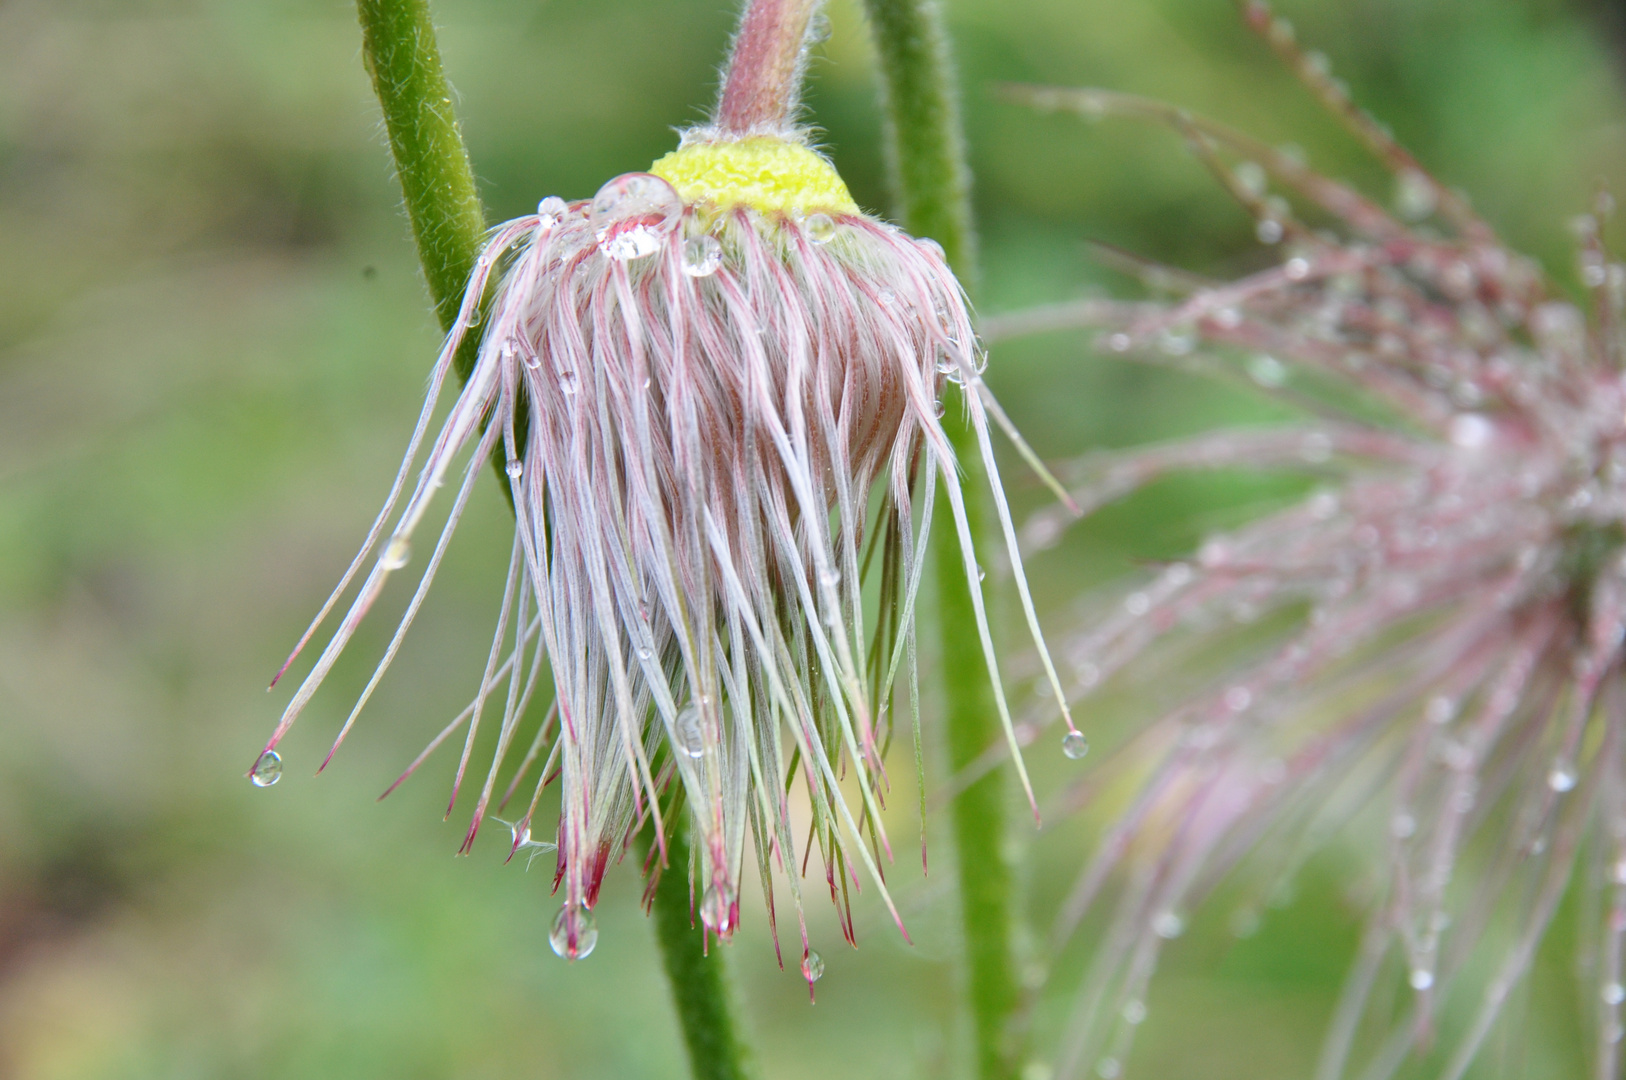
[
  {"x1": 354, "y1": 7, "x2": 755, "y2": 1077},
  {"x1": 356, "y1": 0, "x2": 486, "y2": 375},
  {"x1": 639, "y1": 820, "x2": 759, "y2": 1080},
  {"x1": 858, "y1": 2, "x2": 1022, "y2": 1078},
  {"x1": 857, "y1": 0, "x2": 977, "y2": 284},
  {"x1": 357, "y1": 0, "x2": 517, "y2": 493}
]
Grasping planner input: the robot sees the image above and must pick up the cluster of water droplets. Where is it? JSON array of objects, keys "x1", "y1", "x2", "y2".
[{"x1": 592, "y1": 173, "x2": 682, "y2": 261}]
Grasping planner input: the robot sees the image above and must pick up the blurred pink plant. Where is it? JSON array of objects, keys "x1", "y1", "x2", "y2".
[{"x1": 996, "y1": 5, "x2": 1626, "y2": 1077}]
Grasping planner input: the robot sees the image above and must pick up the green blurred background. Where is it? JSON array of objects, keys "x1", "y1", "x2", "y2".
[{"x1": 2, "y1": 0, "x2": 1623, "y2": 1077}]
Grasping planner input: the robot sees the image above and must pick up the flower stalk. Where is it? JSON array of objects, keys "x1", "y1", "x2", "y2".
[
  {"x1": 716, "y1": 0, "x2": 823, "y2": 136},
  {"x1": 858, "y1": 1, "x2": 1023, "y2": 1077},
  {"x1": 641, "y1": 818, "x2": 760, "y2": 1080},
  {"x1": 355, "y1": 0, "x2": 485, "y2": 371},
  {"x1": 352, "y1": 3, "x2": 756, "y2": 1076}
]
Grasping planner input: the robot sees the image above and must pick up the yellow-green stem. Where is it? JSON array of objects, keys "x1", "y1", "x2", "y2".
[
  {"x1": 639, "y1": 820, "x2": 760, "y2": 1080},
  {"x1": 356, "y1": 0, "x2": 485, "y2": 372},
  {"x1": 858, "y1": 1, "x2": 1022, "y2": 1077}
]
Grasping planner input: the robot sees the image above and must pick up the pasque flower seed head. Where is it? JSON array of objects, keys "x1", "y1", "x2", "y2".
[{"x1": 258, "y1": 120, "x2": 1073, "y2": 970}]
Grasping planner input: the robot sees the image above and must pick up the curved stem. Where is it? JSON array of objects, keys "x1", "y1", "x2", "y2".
[
  {"x1": 858, "y1": 2, "x2": 1022, "y2": 1078},
  {"x1": 354, "y1": 7, "x2": 758, "y2": 1078},
  {"x1": 356, "y1": 0, "x2": 517, "y2": 494},
  {"x1": 640, "y1": 819, "x2": 760, "y2": 1080},
  {"x1": 356, "y1": 0, "x2": 486, "y2": 375}
]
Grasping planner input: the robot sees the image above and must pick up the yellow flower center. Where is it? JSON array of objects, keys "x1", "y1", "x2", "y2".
[{"x1": 650, "y1": 137, "x2": 859, "y2": 216}]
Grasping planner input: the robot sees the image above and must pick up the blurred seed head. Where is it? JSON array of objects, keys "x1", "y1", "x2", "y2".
[{"x1": 1002, "y1": 6, "x2": 1626, "y2": 1077}]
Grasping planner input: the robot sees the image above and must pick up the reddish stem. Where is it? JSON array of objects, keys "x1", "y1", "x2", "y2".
[{"x1": 716, "y1": 0, "x2": 821, "y2": 135}]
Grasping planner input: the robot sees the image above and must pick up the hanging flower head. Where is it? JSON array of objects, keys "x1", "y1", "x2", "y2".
[
  {"x1": 257, "y1": 0, "x2": 1074, "y2": 979},
  {"x1": 999, "y1": 6, "x2": 1626, "y2": 1077}
]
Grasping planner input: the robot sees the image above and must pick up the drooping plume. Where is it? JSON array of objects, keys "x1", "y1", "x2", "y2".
[{"x1": 258, "y1": 92, "x2": 1075, "y2": 971}]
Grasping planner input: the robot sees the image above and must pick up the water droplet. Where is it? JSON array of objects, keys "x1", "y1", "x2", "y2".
[
  {"x1": 1605, "y1": 983, "x2": 1625, "y2": 1006},
  {"x1": 976, "y1": 565, "x2": 987, "y2": 583},
  {"x1": 675, "y1": 704, "x2": 705, "y2": 758},
  {"x1": 1612, "y1": 858, "x2": 1626, "y2": 885},
  {"x1": 1061, "y1": 731, "x2": 1089, "y2": 760},
  {"x1": 819, "y1": 568, "x2": 841, "y2": 588},
  {"x1": 878, "y1": 288, "x2": 897, "y2": 307},
  {"x1": 1157, "y1": 330, "x2": 1194, "y2": 356},
  {"x1": 1426, "y1": 695, "x2": 1456, "y2": 724},
  {"x1": 1224, "y1": 686, "x2": 1252, "y2": 712},
  {"x1": 592, "y1": 173, "x2": 681, "y2": 260},
  {"x1": 682, "y1": 234, "x2": 722, "y2": 277},
  {"x1": 1393, "y1": 169, "x2": 1437, "y2": 221},
  {"x1": 1256, "y1": 218, "x2": 1284, "y2": 245},
  {"x1": 536, "y1": 195, "x2": 569, "y2": 228},
  {"x1": 550, "y1": 903, "x2": 598, "y2": 960},
  {"x1": 1307, "y1": 491, "x2": 1339, "y2": 520},
  {"x1": 1230, "y1": 907, "x2": 1261, "y2": 938},
  {"x1": 1409, "y1": 967, "x2": 1435, "y2": 991},
  {"x1": 804, "y1": 213, "x2": 838, "y2": 245},
  {"x1": 1284, "y1": 257, "x2": 1310, "y2": 280},
  {"x1": 701, "y1": 882, "x2": 735, "y2": 935},
  {"x1": 915, "y1": 237, "x2": 945, "y2": 261},
  {"x1": 1106, "y1": 333, "x2": 1132, "y2": 353},
  {"x1": 250, "y1": 749, "x2": 282, "y2": 787},
  {"x1": 1152, "y1": 911, "x2": 1185, "y2": 939},
  {"x1": 1449, "y1": 413, "x2": 1493, "y2": 450},
  {"x1": 1124, "y1": 592, "x2": 1150, "y2": 616},
  {"x1": 505, "y1": 459, "x2": 524, "y2": 479},
  {"x1": 1233, "y1": 161, "x2": 1267, "y2": 198},
  {"x1": 1122, "y1": 998, "x2": 1147, "y2": 1025},
  {"x1": 801, "y1": 950, "x2": 825, "y2": 982},
  {"x1": 1390, "y1": 812, "x2": 1417, "y2": 839},
  {"x1": 1247, "y1": 354, "x2": 1287, "y2": 387},
  {"x1": 559, "y1": 370, "x2": 579, "y2": 396},
  {"x1": 1095, "y1": 1056, "x2": 1122, "y2": 1079},
  {"x1": 807, "y1": 11, "x2": 832, "y2": 44},
  {"x1": 381, "y1": 536, "x2": 411, "y2": 570},
  {"x1": 636, "y1": 645, "x2": 652, "y2": 661},
  {"x1": 1548, "y1": 760, "x2": 1578, "y2": 793}
]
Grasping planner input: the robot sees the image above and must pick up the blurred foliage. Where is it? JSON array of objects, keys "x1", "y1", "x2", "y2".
[{"x1": 0, "y1": 0, "x2": 1622, "y2": 1076}]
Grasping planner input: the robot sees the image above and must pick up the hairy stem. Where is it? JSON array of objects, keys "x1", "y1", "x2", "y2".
[
  {"x1": 859, "y1": 2, "x2": 1021, "y2": 1078},
  {"x1": 857, "y1": 0, "x2": 977, "y2": 283},
  {"x1": 716, "y1": 0, "x2": 824, "y2": 136},
  {"x1": 640, "y1": 820, "x2": 760, "y2": 1080},
  {"x1": 355, "y1": 6, "x2": 756, "y2": 1076},
  {"x1": 356, "y1": 0, "x2": 486, "y2": 379}
]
